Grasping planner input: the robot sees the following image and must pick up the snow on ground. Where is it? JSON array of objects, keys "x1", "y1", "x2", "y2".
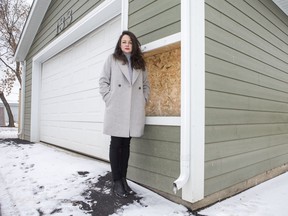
[
  {"x1": 0, "y1": 127, "x2": 192, "y2": 216},
  {"x1": 1, "y1": 127, "x2": 288, "y2": 216},
  {"x1": 0, "y1": 127, "x2": 18, "y2": 139},
  {"x1": 199, "y1": 171, "x2": 288, "y2": 216}
]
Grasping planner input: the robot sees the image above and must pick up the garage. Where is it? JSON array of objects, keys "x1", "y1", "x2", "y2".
[{"x1": 39, "y1": 16, "x2": 121, "y2": 160}]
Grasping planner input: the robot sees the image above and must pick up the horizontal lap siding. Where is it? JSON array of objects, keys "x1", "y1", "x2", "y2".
[
  {"x1": 127, "y1": 0, "x2": 181, "y2": 197},
  {"x1": 23, "y1": 0, "x2": 104, "y2": 140},
  {"x1": 128, "y1": 0, "x2": 180, "y2": 44},
  {"x1": 128, "y1": 125, "x2": 181, "y2": 197},
  {"x1": 205, "y1": 0, "x2": 288, "y2": 196}
]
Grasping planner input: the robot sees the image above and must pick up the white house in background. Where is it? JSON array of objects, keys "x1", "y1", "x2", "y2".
[{"x1": 14, "y1": 0, "x2": 288, "y2": 210}]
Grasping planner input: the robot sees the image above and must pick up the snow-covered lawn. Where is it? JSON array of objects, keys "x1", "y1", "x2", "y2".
[
  {"x1": 0, "y1": 127, "x2": 18, "y2": 139},
  {"x1": 199, "y1": 173, "x2": 288, "y2": 216},
  {"x1": 1, "y1": 127, "x2": 288, "y2": 216}
]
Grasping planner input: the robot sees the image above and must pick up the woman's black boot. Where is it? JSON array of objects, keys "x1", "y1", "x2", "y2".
[
  {"x1": 113, "y1": 180, "x2": 127, "y2": 198},
  {"x1": 122, "y1": 178, "x2": 135, "y2": 195}
]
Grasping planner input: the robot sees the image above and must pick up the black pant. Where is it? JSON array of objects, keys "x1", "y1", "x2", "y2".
[{"x1": 109, "y1": 136, "x2": 131, "y2": 181}]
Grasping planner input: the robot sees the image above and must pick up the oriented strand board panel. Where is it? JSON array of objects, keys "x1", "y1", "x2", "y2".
[{"x1": 144, "y1": 43, "x2": 181, "y2": 116}]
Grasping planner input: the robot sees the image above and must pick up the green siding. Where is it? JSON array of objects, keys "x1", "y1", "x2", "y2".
[
  {"x1": 127, "y1": 0, "x2": 181, "y2": 195},
  {"x1": 23, "y1": 0, "x2": 104, "y2": 140},
  {"x1": 128, "y1": 125, "x2": 181, "y2": 197},
  {"x1": 128, "y1": 0, "x2": 180, "y2": 45},
  {"x1": 21, "y1": 0, "x2": 288, "y2": 203},
  {"x1": 205, "y1": 0, "x2": 288, "y2": 196}
]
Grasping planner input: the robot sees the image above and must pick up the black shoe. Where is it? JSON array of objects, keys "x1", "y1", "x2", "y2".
[
  {"x1": 122, "y1": 178, "x2": 135, "y2": 195},
  {"x1": 113, "y1": 180, "x2": 127, "y2": 198}
]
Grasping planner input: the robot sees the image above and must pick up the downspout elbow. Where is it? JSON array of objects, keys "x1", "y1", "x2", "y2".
[
  {"x1": 173, "y1": 113, "x2": 191, "y2": 193},
  {"x1": 173, "y1": 154, "x2": 190, "y2": 193}
]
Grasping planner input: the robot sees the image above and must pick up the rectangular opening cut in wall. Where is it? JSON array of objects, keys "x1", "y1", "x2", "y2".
[{"x1": 144, "y1": 42, "x2": 181, "y2": 116}]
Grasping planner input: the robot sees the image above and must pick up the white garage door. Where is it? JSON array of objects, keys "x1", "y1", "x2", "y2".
[{"x1": 40, "y1": 16, "x2": 121, "y2": 160}]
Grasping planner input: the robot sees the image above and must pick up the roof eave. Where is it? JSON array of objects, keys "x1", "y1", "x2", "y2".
[
  {"x1": 14, "y1": 0, "x2": 51, "y2": 62},
  {"x1": 272, "y1": 0, "x2": 288, "y2": 16}
]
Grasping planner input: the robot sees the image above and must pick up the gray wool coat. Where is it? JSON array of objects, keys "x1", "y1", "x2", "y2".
[{"x1": 99, "y1": 54, "x2": 150, "y2": 138}]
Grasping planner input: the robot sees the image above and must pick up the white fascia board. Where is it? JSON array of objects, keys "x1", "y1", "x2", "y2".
[
  {"x1": 272, "y1": 0, "x2": 288, "y2": 16},
  {"x1": 14, "y1": 0, "x2": 51, "y2": 62},
  {"x1": 33, "y1": 0, "x2": 121, "y2": 63}
]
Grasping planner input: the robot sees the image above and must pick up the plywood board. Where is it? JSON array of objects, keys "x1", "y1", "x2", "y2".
[{"x1": 144, "y1": 43, "x2": 181, "y2": 116}]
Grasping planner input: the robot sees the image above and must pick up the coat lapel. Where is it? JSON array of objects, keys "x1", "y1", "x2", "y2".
[
  {"x1": 132, "y1": 69, "x2": 141, "y2": 85},
  {"x1": 117, "y1": 60, "x2": 141, "y2": 85},
  {"x1": 117, "y1": 61, "x2": 131, "y2": 83}
]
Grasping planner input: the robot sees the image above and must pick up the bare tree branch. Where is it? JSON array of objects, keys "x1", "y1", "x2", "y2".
[
  {"x1": 0, "y1": 0, "x2": 30, "y2": 126},
  {"x1": 0, "y1": 58, "x2": 16, "y2": 73}
]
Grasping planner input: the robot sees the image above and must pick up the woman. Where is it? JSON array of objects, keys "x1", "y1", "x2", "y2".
[{"x1": 99, "y1": 31, "x2": 150, "y2": 198}]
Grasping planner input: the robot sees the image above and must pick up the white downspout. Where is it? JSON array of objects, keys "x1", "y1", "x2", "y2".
[
  {"x1": 173, "y1": 0, "x2": 192, "y2": 193},
  {"x1": 173, "y1": 0, "x2": 205, "y2": 202},
  {"x1": 18, "y1": 60, "x2": 26, "y2": 139}
]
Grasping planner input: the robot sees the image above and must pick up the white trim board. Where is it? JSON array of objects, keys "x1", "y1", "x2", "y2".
[
  {"x1": 121, "y1": 0, "x2": 129, "y2": 30},
  {"x1": 142, "y1": 33, "x2": 181, "y2": 53},
  {"x1": 176, "y1": 0, "x2": 205, "y2": 203},
  {"x1": 14, "y1": 0, "x2": 51, "y2": 61},
  {"x1": 30, "y1": 0, "x2": 122, "y2": 142},
  {"x1": 146, "y1": 117, "x2": 180, "y2": 126},
  {"x1": 142, "y1": 33, "x2": 181, "y2": 126}
]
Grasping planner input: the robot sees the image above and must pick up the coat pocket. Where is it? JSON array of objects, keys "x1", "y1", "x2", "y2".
[{"x1": 103, "y1": 92, "x2": 112, "y2": 105}]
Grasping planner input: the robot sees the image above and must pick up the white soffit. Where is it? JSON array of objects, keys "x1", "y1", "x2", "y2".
[
  {"x1": 14, "y1": 0, "x2": 51, "y2": 62},
  {"x1": 273, "y1": 0, "x2": 288, "y2": 16}
]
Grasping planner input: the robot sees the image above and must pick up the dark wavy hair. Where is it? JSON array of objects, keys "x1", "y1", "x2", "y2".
[{"x1": 113, "y1": 31, "x2": 146, "y2": 71}]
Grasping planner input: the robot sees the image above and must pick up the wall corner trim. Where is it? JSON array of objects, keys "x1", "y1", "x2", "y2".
[{"x1": 173, "y1": 0, "x2": 205, "y2": 203}]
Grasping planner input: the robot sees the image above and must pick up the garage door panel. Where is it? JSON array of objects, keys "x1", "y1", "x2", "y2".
[
  {"x1": 87, "y1": 29, "x2": 106, "y2": 50},
  {"x1": 41, "y1": 106, "x2": 104, "y2": 122},
  {"x1": 41, "y1": 91, "x2": 103, "y2": 116},
  {"x1": 40, "y1": 16, "x2": 120, "y2": 160},
  {"x1": 41, "y1": 122, "x2": 109, "y2": 158},
  {"x1": 40, "y1": 121, "x2": 106, "y2": 141}
]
